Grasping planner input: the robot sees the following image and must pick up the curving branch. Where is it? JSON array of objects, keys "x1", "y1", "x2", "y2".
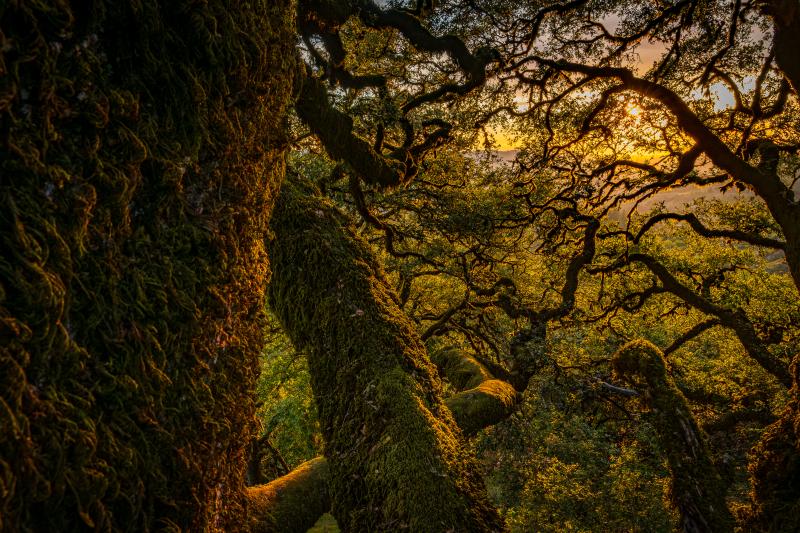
[
  {"x1": 632, "y1": 212, "x2": 785, "y2": 250},
  {"x1": 296, "y1": 0, "x2": 498, "y2": 193},
  {"x1": 357, "y1": 2, "x2": 500, "y2": 113}
]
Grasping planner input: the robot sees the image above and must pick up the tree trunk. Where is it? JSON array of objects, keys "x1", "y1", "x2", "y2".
[
  {"x1": 266, "y1": 175, "x2": 503, "y2": 531},
  {"x1": 612, "y1": 341, "x2": 735, "y2": 533},
  {"x1": 0, "y1": 2, "x2": 295, "y2": 530},
  {"x1": 244, "y1": 343, "x2": 521, "y2": 531},
  {"x1": 769, "y1": 0, "x2": 800, "y2": 95},
  {"x1": 747, "y1": 6, "x2": 800, "y2": 526}
]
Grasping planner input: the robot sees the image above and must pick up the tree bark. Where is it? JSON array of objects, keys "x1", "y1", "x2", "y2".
[
  {"x1": 265, "y1": 175, "x2": 504, "y2": 531},
  {"x1": 769, "y1": 0, "x2": 800, "y2": 95},
  {"x1": 245, "y1": 345, "x2": 520, "y2": 531},
  {"x1": 0, "y1": 2, "x2": 295, "y2": 530}
]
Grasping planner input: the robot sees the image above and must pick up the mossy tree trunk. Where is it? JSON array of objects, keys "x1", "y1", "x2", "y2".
[
  {"x1": 266, "y1": 175, "x2": 504, "y2": 531},
  {"x1": 0, "y1": 2, "x2": 295, "y2": 530},
  {"x1": 612, "y1": 341, "x2": 735, "y2": 533},
  {"x1": 245, "y1": 342, "x2": 521, "y2": 531}
]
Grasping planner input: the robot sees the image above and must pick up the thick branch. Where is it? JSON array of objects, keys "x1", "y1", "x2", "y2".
[
  {"x1": 295, "y1": 73, "x2": 410, "y2": 188},
  {"x1": 247, "y1": 458, "x2": 330, "y2": 533},
  {"x1": 433, "y1": 346, "x2": 520, "y2": 437},
  {"x1": 633, "y1": 213, "x2": 785, "y2": 250}
]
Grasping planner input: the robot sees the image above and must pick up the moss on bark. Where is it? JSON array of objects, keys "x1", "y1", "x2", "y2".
[
  {"x1": 266, "y1": 175, "x2": 503, "y2": 531},
  {"x1": 612, "y1": 340, "x2": 734, "y2": 533},
  {"x1": 247, "y1": 457, "x2": 330, "y2": 533},
  {"x1": 246, "y1": 345, "x2": 520, "y2": 530},
  {"x1": 433, "y1": 346, "x2": 519, "y2": 437},
  {"x1": 445, "y1": 380, "x2": 518, "y2": 438},
  {"x1": 0, "y1": 2, "x2": 295, "y2": 530}
]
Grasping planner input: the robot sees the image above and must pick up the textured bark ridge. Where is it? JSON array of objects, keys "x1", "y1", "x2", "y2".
[
  {"x1": 612, "y1": 341, "x2": 735, "y2": 533},
  {"x1": 266, "y1": 175, "x2": 503, "y2": 532},
  {"x1": 0, "y1": 3, "x2": 295, "y2": 530},
  {"x1": 745, "y1": 352, "x2": 800, "y2": 532}
]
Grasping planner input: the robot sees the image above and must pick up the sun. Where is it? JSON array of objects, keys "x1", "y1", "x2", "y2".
[{"x1": 625, "y1": 102, "x2": 643, "y2": 117}]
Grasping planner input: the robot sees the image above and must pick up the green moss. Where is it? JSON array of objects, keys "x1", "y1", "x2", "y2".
[
  {"x1": 612, "y1": 340, "x2": 735, "y2": 533},
  {"x1": 445, "y1": 379, "x2": 518, "y2": 437},
  {"x1": 432, "y1": 346, "x2": 519, "y2": 437},
  {"x1": 267, "y1": 175, "x2": 503, "y2": 531},
  {"x1": 247, "y1": 457, "x2": 330, "y2": 533},
  {"x1": 432, "y1": 345, "x2": 495, "y2": 391},
  {"x1": 0, "y1": 2, "x2": 295, "y2": 530}
]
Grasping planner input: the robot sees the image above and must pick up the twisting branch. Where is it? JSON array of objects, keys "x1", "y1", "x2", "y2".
[
  {"x1": 602, "y1": 253, "x2": 792, "y2": 387},
  {"x1": 296, "y1": 73, "x2": 410, "y2": 188},
  {"x1": 357, "y1": 2, "x2": 501, "y2": 112},
  {"x1": 632, "y1": 213, "x2": 785, "y2": 250},
  {"x1": 296, "y1": 0, "x2": 498, "y2": 192}
]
